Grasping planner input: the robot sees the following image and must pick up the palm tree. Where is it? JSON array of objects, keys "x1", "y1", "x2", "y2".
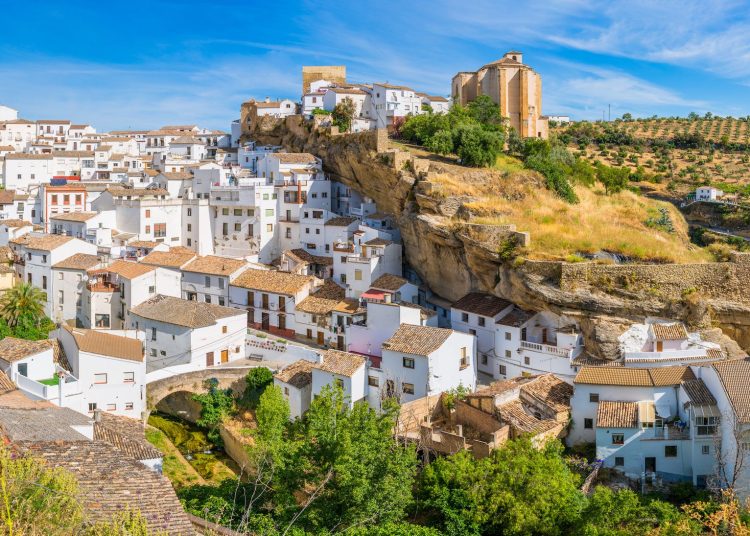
[{"x1": 0, "y1": 283, "x2": 46, "y2": 327}]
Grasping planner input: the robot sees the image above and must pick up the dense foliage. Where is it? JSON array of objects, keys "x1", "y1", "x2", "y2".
[
  {"x1": 241, "y1": 367, "x2": 274, "y2": 409},
  {"x1": 332, "y1": 97, "x2": 356, "y2": 133},
  {"x1": 0, "y1": 283, "x2": 55, "y2": 341},
  {"x1": 192, "y1": 378, "x2": 235, "y2": 444},
  {"x1": 400, "y1": 95, "x2": 507, "y2": 167}
]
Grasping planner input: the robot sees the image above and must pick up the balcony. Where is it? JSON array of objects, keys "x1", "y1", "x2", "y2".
[
  {"x1": 87, "y1": 280, "x2": 119, "y2": 293},
  {"x1": 520, "y1": 340, "x2": 576, "y2": 358},
  {"x1": 13, "y1": 255, "x2": 25, "y2": 266}
]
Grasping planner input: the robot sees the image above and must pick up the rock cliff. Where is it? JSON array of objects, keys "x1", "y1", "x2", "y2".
[{"x1": 248, "y1": 116, "x2": 750, "y2": 357}]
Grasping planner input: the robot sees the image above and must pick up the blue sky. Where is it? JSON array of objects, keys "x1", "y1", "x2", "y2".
[{"x1": 1, "y1": 0, "x2": 750, "y2": 131}]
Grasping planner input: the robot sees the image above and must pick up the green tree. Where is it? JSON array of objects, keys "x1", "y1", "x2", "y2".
[
  {"x1": 332, "y1": 97, "x2": 356, "y2": 133},
  {"x1": 0, "y1": 283, "x2": 46, "y2": 328},
  {"x1": 453, "y1": 124, "x2": 504, "y2": 167},
  {"x1": 417, "y1": 439, "x2": 585, "y2": 536},
  {"x1": 507, "y1": 128, "x2": 523, "y2": 156},
  {"x1": 242, "y1": 367, "x2": 274, "y2": 409},
  {"x1": 425, "y1": 129, "x2": 454, "y2": 155},
  {"x1": 192, "y1": 378, "x2": 235, "y2": 444},
  {"x1": 255, "y1": 384, "x2": 289, "y2": 442},
  {"x1": 466, "y1": 95, "x2": 504, "y2": 128},
  {"x1": 596, "y1": 164, "x2": 630, "y2": 195},
  {"x1": 621, "y1": 113, "x2": 633, "y2": 121}
]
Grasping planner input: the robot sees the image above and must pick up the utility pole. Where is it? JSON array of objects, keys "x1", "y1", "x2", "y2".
[{"x1": 608, "y1": 104, "x2": 611, "y2": 122}]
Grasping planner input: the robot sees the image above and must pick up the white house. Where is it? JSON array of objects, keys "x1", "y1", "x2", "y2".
[
  {"x1": 54, "y1": 325, "x2": 147, "y2": 417},
  {"x1": 310, "y1": 349, "x2": 367, "y2": 408},
  {"x1": 0, "y1": 218, "x2": 33, "y2": 246},
  {"x1": 294, "y1": 279, "x2": 365, "y2": 349},
  {"x1": 378, "y1": 323, "x2": 476, "y2": 404},
  {"x1": 181, "y1": 255, "x2": 248, "y2": 306},
  {"x1": 274, "y1": 359, "x2": 317, "y2": 419},
  {"x1": 369, "y1": 83, "x2": 424, "y2": 129},
  {"x1": 50, "y1": 253, "x2": 102, "y2": 324},
  {"x1": 618, "y1": 319, "x2": 725, "y2": 367},
  {"x1": 229, "y1": 268, "x2": 317, "y2": 338},
  {"x1": 695, "y1": 187, "x2": 723, "y2": 202},
  {"x1": 129, "y1": 294, "x2": 246, "y2": 372},
  {"x1": 420, "y1": 95, "x2": 450, "y2": 114}
]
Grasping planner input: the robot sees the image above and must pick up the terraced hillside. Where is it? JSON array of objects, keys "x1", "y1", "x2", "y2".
[{"x1": 552, "y1": 117, "x2": 750, "y2": 202}]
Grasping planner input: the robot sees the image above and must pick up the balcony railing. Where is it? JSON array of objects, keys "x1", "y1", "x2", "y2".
[
  {"x1": 87, "y1": 281, "x2": 119, "y2": 292},
  {"x1": 520, "y1": 340, "x2": 573, "y2": 358}
]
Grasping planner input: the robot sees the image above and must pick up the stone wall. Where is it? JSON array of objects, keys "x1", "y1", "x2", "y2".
[
  {"x1": 454, "y1": 399, "x2": 504, "y2": 436},
  {"x1": 219, "y1": 424, "x2": 253, "y2": 473}
]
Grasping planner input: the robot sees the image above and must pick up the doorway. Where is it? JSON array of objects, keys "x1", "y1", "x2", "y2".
[
  {"x1": 317, "y1": 331, "x2": 324, "y2": 345},
  {"x1": 221, "y1": 349, "x2": 229, "y2": 364},
  {"x1": 206, "y1": 352, "x2": 214, "y2": 367},
  {"x1": 278, "y1": 314, "x2": 286, "y2": 331},
  {"x1": 645, "y1": 457, "x2": 656, "y2": 473},
  {"x1": 261, "y1": 313, "x2": 270, "y2": 330},
  {"x1": 337, "y1": 335, "x2": 344, "y2": 350}
]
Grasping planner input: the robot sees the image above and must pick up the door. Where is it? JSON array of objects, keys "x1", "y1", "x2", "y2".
[
  {"x1": 337, "y1": 335, "x2": 344, "y2": 350},
  {"x1": 262, "y1": 293, "x2": 269, "y2": 309},
  {"x1": 306, "y1": 329, "x2": 312, "y2": 339},
  {"x1": 521, "y1": 327, "x2": 527, "y2": 341},
  {"x1": 656, "y1": 341, "x2": 664, "y2": 352},
  {"x1": 542, "y1": 328, "x2": 548, "y2": 344},
  {"x1": 645, "y1": 457, "x2": 656, "y2": 473},
  {"x1": 317, "y1": 331, "x2": 324, "y2": 345},
  {"x1": 278, "y1": 296, "x2": 286, "y2": 312},
  {"x1": 278, "y1": 314, "x2": 286, "y2": 331},
  {"x1": 261, "y1": 313, "x2": 270, "y2": 330},
  {"x1": 221, "y1": 350, "x2": 229, "y2": 363},
  {"x1": 206, "y1": 352, "x2": 214, "y2": 367},
  {"x1": 17, "y1": 363, "x2": 28, "y2": 377}
]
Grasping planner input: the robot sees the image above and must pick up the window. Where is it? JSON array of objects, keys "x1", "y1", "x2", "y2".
[
  {"x1": 665, "y1": 445, "x2": 677, "y2": 457},
  {"x1": 461, "y1": 312, "x2": 468, "y2": 322},
  {"x1": 265, "y1": 209, "x2": 274, "y2": 217},
  {"x1": 459, "y1": 347, "x2": 468, "y2": 369},
  {"x1": 42, "y1": 254, "x2": 47, "y2": 263},
  {"x1": 123, "y1": 372, "x2": 135, "y2": 383},
  {"x1": 481, "y1": 355, "x2": 488, "y2": 365},
  {"x1": 702, "y1": 445, "x2": 710, "y2": 455},
  {"x1": 145, "y1": 225, "x2": 151, "y2": 233},
  {"x1": 589, "y1": 393, "x2": 600, "y2": 403},
  {"x1": 94, "y1": 373, "x2": 108, "y2": 384},
  {"x1": 205, "y1": 276, "x2": 211, "y2": 287},
  {"x1": 219, "y1": 278, "x2": 225, "y2": 289},
  {"x1": 151, "y1": 348, "x2": 157, "y2": 357},
  {"x1": 233, "y1": 209, "x2": 242, "y2": 216},
  {"x1": 403, "y1": 383, "x2": 415, "y2": 395},
  {"x1": 187, "y1": 208, "x2": 192, "y2": 216},
  {"x1": 106, "y1": 403, "x2": 116, "y2": 411},
  {"x1": 403, "y1": 357, "x2": 415, "y2": 369},
  {"x1": 222, "y1": 208, "x2": 229, "y2": 215},
  {"x1": 222, "y1": 326, "x2": 228, "y2": 334},
  {"x1": 94, "y1": 314, "x2": 110, "y2": 328},
  {"x1": 469, "y1": 328, "x2": 476, "y2": 336},
  {"x1": 584, "y1": 418, "x2": 593, "y2": 429},
  {"x1": 266, "y1": 224, "x2": 273, "y2": 232},
  {"x1": 154, "y1": 223, "x2": 166, "y2": 238},
  {"x1": 499, "y1": 365, "x2": 507, "y2": 375},
  {"x1": 151, "y1": 327, "x2": 157, "y2": 341},
  {"x1": 88, "y1": 402, "x2": 97, "y2": 412},
  {"x1": 42, "y1": 276, "x2": 47, "y2": 290},
  {"x1": 612, "y1": 434, "x2": 624, "y2": 445},
  {"x1": 284, "y1": 387, "x2": 289, "y2": 395},
  {"x1": 125, "y1": 402, "x2": 134, "y2": 411},
  {"x1": 505, "y1": 350, "x2": 511, "y2": 358},
  {"x1": 614, "y1": 456, "x2": 624, "y2": 466},
  {"x1": 205, "y1": 295, "x2": 212, "y2": 303},
  {"x1": 523, "y1": 356, "x2": 530, "y2": 365},
  {"x1": 505, "y1": 332, "x2": 511, "y2": 340},
  {"x1": 696, "y1": 416, "x2": 719, "y2": 436},
  {"x1": 219, "y1": 297, "x2": 225, "y2": 306},
  {"x1": 234, "y1": 222, "x2": 241, "y2": 232},
  {"x1": 478, "y1": 317, "x2": 485, "y2": 327},
  {"x1": 58, "y1": 290, "x2": 64, "y2": 304},
  {"x1": 187, "y1": 224, "x2": 192, "y2": 232},
  {"x1": 145, "y1": 209, "x2": 151, "y2": 217},
  {"x1": 247, "y1": 209, "x2": 254, "y2": 216},
  {"x1": 354, "y1": 269, "x2": 362, "y2": 281},
  {"x1": 368, "y1": 376, "x2": 379, "y2": 387}
]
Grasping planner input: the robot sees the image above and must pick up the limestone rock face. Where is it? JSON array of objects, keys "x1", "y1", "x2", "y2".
[{"x1": 248, "y1": 117, "x2": 750, "y2": 357}]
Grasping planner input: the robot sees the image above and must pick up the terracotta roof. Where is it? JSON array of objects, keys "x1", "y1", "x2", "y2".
[
  {"x1": 427, "y1": 95, "x2": 449, "y2": 102},
  {"x1": 66, "y1": 326, "x2": 144, "y2": 362},
  {"x1": 313, "y1": 349, "x2": 366, "y2": 377},
  {"x1": 128, "y1": 240, "x2": 160, "y2": 249},
  {"x1": 52, "y1": 253, "x2": 100, "y2": 270},
  {"x1": 520, "y1": 374, "x2": 573, "y2": 412},
  {"x1": 682, "y1": 379, "x2": 717, "y2": 406},
  {"x1": 170, "y1": 136, "x2": 202, "y2": 144},
  {"x1": 296, "y1": 280, "x2": 346, "y2": 315},
  {"x1": 37, "y1": 119, "x2": 71, "y2": 124},
  {"x1": 324, "y1": 216, "x2": 358, "y2": 227},
  {"x1": 51, "y1": 150, "x2": 95, "y2": 158},
  {"x1": 452, "y1": 292, "x2": 512, "y2": 318},
  {"x1": 713, "y1": 359, "x2": 750, "y2": 422},
  {"x1": 131, "y1": 294, "x2": 243, "y2": 328},
  {"x1": 333, "y1": 298, "x2": 365, "y2": 315},
  {"x1": 328, "y1": 87, "x2": 367, "y2": 95},
  {"x1": 4, "y1": 153, "x2": 53, "y2": 160},
  {"x1": 94, "y1": 412, "x2": 162, "y2": 460},
  {"x1": 650, "y1": 322, "x2": 688, "y2": 340},
  {"x1": 232, "y1": 268, "x2": 313, "y2": 295},
  {"x1": 496, "y1": 307, "x2": 534, "y2": 327},
  {"x1": 0, "y1": 370, "x2": 15, "y2": 394},
  {"x1": 0, "y1": 338, "x2": 51, "y2": 363},
  {"x1": 570, "y1": 354, "x2": 623, "y2": 367},
  {"x1": 364, "y1": 237, "x2": 392, "y2": 246},
  {"x1": 0, "y1": 219, "x2": 32, "y2": 228},
  {"x1": 287, "y1": 248, "x2": 333, "y2": 266},
  {"x1": 0, "y1": 190, "x2": 15, "y2": 204},
  {"x1": 496, "y1": 400, "x2": 559, "y2": 435},
  {"x1": 596, "y1": 401, "x2": 639, "y2": 428},
  {"x1": 161, "y1": 171, "x2": 193, "y2": 180},
  {"x1": 275, "y1": 359, "x2": 315, "y2": 388},
  {"x1": 183, "y1": 255, "x2": 247, "y2": 276},
  {"x1": 370, "y1": 273, "x2": 408, "y2": 292},
  {"x1": 49, "y1": 211, "x2": 98, "y2": 222},
  {"x1": 106, "y1": 187, "x2": 169, "y2": 197},
  {"x1": 382, "y1": 324, "x2": 454, "y2": 355},
  {"x1": 574, "y1": 365, "x2": 695, "y2": 387},
  {"x1": 272, "y1": 153, "x2": 318, "y2": 164},
  {"x1": 10, "y1": 233, "x2": 74, "y2": 251},
  {"x1": 141, "y1": 250, "x2": 196, "y2": 269},
  {"x1": 22, "y1": 441, "x2": 195, "y2": 535},
  {"x1": 104, "y1": 259, "x2": 155, "y2": 279}
]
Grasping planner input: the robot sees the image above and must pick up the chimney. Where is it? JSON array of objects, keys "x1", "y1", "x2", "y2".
[
  {"x1": 93, "y1": 408, "x2": 102, "y2": 423},
  {"x1": 264, "y1": 96, "x2": 271, "y2": 103}
]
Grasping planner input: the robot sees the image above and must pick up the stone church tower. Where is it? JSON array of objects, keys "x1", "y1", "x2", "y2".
[{"x1": 452, "y1": 51, "x2": 548, "y2": 139}]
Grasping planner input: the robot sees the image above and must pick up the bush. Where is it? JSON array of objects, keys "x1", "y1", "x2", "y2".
[{"x1": 241, "y1": 367, "x2": 274, "y2": 409}]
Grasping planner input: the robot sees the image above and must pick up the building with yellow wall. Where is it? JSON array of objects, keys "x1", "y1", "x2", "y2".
[{"x1": 452, "y1": 52, "x2": 548, "y2": 139}]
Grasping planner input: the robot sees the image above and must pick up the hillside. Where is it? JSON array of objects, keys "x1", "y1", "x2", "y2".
[{"x1": 552, "y1": 117, "x2": 750, "y2": 202}]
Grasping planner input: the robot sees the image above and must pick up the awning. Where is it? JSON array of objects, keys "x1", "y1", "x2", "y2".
[
  {"x1": 693, "y1": 405, "x2": 721, "y2": 418},
  {"x1": 639, "y1": 401, "x2": 655, "y2": 423},
  {"x1": 654, "y1": 392, "x2": 675, "y2": 419},
  {"x1": 361, "y1": 289, "x2": 387, "y2": 301}
]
